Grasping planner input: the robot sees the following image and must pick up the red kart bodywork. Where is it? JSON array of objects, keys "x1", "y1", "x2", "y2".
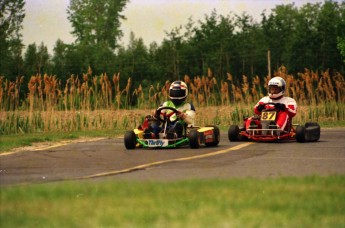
[
  {"x1": 228, "y1": 108, "x2": 320, "y2": 143},
  {"x1": 240, "y1": 124, "x2": 297, "y2": 141}
]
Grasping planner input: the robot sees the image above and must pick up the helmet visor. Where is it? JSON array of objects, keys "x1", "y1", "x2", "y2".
[
  {"x1": 269, "y1": 85, "x2": 282, "y2": 94},
  {"x1": 169, "y1": 89, "x2": 186, "y2": 99}
]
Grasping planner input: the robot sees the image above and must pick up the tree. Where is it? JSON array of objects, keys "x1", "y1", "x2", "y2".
[
  {"x1": 164, "y1": 26, "x2": 184, "y2": 80},
  {"x1": 23, "y1": 43, "x2": 37, "y2": 77},
  {"x1": 234, "y1": 13, "x2": 266, "y2": 78},
  {"x1": 52, "y1": 39, "x2": 67, "y2": 80},
  {"x1": 261, "y1": 4, "x2": 299, "y2": 70},
  {"x1": 127, "y1": 32, "x2": 150, "y2": 82},
  {"x1": 114, "y1": 32, "x2": 151, "y2": 89},
  {"x1": 65, "y1": 0, "x2": 129, "y2": 81},
  {"x1": 23, "y1": 42, "x2": 50, "y2": 76},
  {"x1": 64, "y1": 43, "x2": 90, "y2": 77},
  {"x1": 288, "y1": 2, "x2": 321, "y2": 72},
  {"x1": 316, "y1": 0, "x2": 344, "y2": 71},
  {"x1": 338, "y1": 37, "x2": 345, "y2": 63},
  {"x1": 37, "y1": 42, "x2": 50, "y2": 75},
  {"x1": 0, "y1": 0, "x2": 25, "y2": 80},
  {"x1": 67, "y1": 0, "x2": 129, "y2": 50}
]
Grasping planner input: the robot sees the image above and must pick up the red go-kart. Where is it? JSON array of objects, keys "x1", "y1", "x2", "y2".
[{"x1": 228, "y1": 103, "x2": 321, "y2": 143}]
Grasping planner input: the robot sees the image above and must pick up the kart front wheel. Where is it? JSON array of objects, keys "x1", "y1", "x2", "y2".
[
  {"x1": 305, "y1": 122, "x2": 320, "y2": 142},
  {"x1": 228, "y1": 125, "x2": 241, "y2": 141},
  {"x1": 124, "y1": 131, "x2": 137, "y2": 149},
  {"x1": 188, "y1": 129, "x2": 200, "y2": 149},
  {"x1": 296, "y1": 125, "x2": 306, "y2": 142}
]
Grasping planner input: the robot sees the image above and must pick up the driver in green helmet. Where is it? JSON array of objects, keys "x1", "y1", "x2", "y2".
[{"x1": 144, "y1": 80, "x2": 196, "y2": 139}]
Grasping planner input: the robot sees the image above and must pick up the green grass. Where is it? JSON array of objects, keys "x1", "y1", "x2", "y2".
[
  {"x1": 318, "y1": 120, "x2": 345, "y2": 128},
  {"x1": 0, "y1": 129, "x2": 123, "y2": 152},
  {"x1": 1, "y1": 176, "x2": 344, "y2": 227}
]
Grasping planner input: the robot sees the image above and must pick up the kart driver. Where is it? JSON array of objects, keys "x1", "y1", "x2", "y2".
[
  {"x1": 247, "y1": 76, "x2": 297, "y2": 131},
  {"x1": 143, "y1": 80, "x2": 196, "y2": 139}
]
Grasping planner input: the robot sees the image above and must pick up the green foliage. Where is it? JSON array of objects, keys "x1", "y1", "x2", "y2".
[
  {"x1": 315, "y1": 1, "x2": 344, "y2": 70},
  {"x1": 2, "y1": 0, "x2": 345, "y2": 92},
  {"x1": 0, "y1": 0, "x2": 25, "y2": 39},
  {"x1": 67, "y1": 0, "x2": 129, "y2": 50},
  {"x1": 0, "y1": 0, "x2": 25, "y2": 81},
  {"x1": 23, "y1": 43, "x2": 38, "y2": 77},
  {"x1": 23, "y1": 42, "x2": 50, "y2": 76},
  {"x1": 52, "y1": 39, "x2": 68, "y2": 80},
  {"x1": 338, "y1": 37, "x2": 345, "y2": 63}
]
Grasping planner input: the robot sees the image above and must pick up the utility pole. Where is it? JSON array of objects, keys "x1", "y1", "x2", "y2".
[{"x1": 267, "y1": 49, "x2": 271, "y2": 77}]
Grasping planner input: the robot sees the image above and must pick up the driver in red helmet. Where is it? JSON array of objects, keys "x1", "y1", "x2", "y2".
[
  {"x1": 247, "y1": 77, "x2": 297, "y2": 131},
  {"x1": 144, "y1": 81, "x2": 196, "y2": 139}
]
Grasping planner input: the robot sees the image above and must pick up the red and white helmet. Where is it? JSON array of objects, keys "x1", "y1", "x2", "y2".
[
  {"x1": 268, "y1": 77, "x2": 286, "y2": 99},
  {"x1": 169, "y1": 81, "x2": 188, "y2": 105}
]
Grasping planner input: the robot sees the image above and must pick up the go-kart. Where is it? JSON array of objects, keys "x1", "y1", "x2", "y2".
[
  {"x1": 228, "y1": 103, "x2": 320, "y2": 143},
  {"x1": 124, "y1": 106, "x2": 220, "y2": 149}
]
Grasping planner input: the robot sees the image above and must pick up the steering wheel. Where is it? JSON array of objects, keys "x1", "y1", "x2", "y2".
[
  {"x1": 264, "y1": 102, "x2": 284, "y2": 110},
  {"x1": 154, "y1": 106, "x2": 180, "y2": 124},
  {"x1": 265, "y1": 102, "x2": 276, "y2": 107}
]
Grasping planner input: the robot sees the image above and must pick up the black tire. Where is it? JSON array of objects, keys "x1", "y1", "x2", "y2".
[
  {"x1": 124, "y1": 131, "x2": 137, "y2": 149},
  {"x1": 228, "y1": 125, "x2": 241, "y2": 142},
  {"x1": 188, "y1": 129, "x2": 200, "y2": 149},
  {"x1": 205, "y1": 125, "x2": 220, "y2": 147},
  {"x1": 305, "y1": 122, "x2": 320, "y2": 142},
  {"x1": 296, "y1": 125, "x2": 306, "y2": 143}
]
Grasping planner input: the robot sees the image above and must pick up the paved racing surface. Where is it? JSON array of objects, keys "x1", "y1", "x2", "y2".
[{"x1": 1, "y1": 128, "x2": 344, "y2": 186}]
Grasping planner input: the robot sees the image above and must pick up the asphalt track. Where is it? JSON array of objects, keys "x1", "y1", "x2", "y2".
[{"x1": 1, "y1": 128, "x2": 344, "y2": 186}]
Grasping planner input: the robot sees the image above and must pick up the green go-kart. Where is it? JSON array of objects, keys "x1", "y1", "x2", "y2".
[{"x1": 124, "y1": 106, "x2": 220, "y2": 149}]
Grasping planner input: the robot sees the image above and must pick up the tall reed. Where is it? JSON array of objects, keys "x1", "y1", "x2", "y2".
[{"x1": 0, "y1": 66, "x2": 344, "y2": 134}]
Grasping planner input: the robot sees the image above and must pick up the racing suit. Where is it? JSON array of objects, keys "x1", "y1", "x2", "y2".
[
  {"x1": 247, "y1": 96, "x2": 297, "y2": 131},
  {"x1": 152, "y1": 100, "x2": 196, "y2": 137},
  {"x1": 160, "y1": 100, "x2": 196, "y2": 125}
]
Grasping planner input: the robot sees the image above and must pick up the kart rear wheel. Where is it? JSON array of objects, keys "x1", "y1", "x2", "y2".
[
  {"x1": 205, "y1": 125, "x2": 220, "y2": 147},
  {"x1": 296, "y1": 125, "x2": 306, "y2": 143},
  {"x1": 305, "y1": 122, "x2": 320, "y2": 142},
  {"x1": 228, "y1": 125, "x2": 241, "y2": 141},
  {"x1": 188, "y1": 129, "x2": 200, "y2": 149},
  {"x1": 124, "y1": 130, "x2": 137, "y2": 149}
]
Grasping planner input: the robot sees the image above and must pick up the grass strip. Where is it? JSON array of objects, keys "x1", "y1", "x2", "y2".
[
  {"x1": 0, "y1": 129, "x2": 123, "y2": 152},
  {"x1": 1, "y1": 176, "x2": 344, "y2": 227}
]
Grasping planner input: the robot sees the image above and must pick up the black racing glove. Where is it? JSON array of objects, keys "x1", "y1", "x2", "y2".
[
  {"x1": 145, "y1": 115, "x2": 154, "y2": 120},
  {"x1": 256, "y1": 104, "x2": 266, "y2": 112},
  {"x1": 153, "y1": 112, "x2": 160, "y2": 120},
  {"x1": 274, "y1": 103, "x2": 286, "y2": 111}
]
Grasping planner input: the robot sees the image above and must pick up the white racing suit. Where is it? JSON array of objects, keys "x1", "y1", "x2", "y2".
[{"x1": 249, "y1": 96, "x2": 297, "y2": 131}]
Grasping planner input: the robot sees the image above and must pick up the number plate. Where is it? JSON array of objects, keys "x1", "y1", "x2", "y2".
[
  {"x1": 261, "y1": 111, "x2": 277, "y2": 121},
  {"x1": 145, "y1": 139, "x2": 169, "y2": 147}
]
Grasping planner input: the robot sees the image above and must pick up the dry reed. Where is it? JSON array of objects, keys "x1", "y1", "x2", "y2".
[{"x1": 0, "y1": 66, "x2": 344, "y2": 134}]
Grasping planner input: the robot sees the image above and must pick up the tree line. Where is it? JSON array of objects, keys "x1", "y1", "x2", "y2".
[{"x1": 1, "y1": 0, "x2": 345, "y2": 96}]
